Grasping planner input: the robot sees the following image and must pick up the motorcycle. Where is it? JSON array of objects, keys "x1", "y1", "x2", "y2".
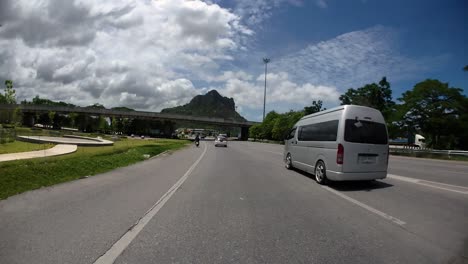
[{"x1": 195, "y1": 140, "x2": 200, "y2": 147}]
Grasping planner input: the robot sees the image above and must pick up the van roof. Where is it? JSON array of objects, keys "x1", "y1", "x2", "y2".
[{"x1": 299, "y1": 105, "x2": 379, "y2": 121}]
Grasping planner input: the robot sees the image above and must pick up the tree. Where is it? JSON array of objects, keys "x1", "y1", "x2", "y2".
[
  {"x1": 111, "y1": 107, "x2": 135, "y2": 112},
  {"x1": 0, "y1": 80, "x2": 16, "y2": 124},
  {"x1": 98, "y1": 116, "x2": 108, "y2": 132},
  {"x1": 339, "y1": 77, "x2": 395, "y2": 119},
  {"x1": 111, "y1": 117, "x2": 118, "y2": 133},
  {"x1": 249, "y1": 124, "x2": 262, "y2": 140},
  {"x1": 69, "y1": 113, "x2": 78, "y2": 128},
  {"x1": 456, "y1": 97, "x2": 468, "y2": 149},
  {"x1": 4, "y1": 80, "x2": 16, "y2": 104},
  {"x1": 25, "y1": 95, "x2": 77, "y2": 107},
  {"x1": 303, "y1": 100, "x2": 325, "y2": 115},
  {"x1": 285, "y1": 110, "x2": 304, "y2": 128},
  {"x1": 385, "y1": 104, "x2": 409, "y2": 139},
  {"x1": 261, "y1": 111, "x2": 280, "y2": 139},
  {"x1": 87, "y1": 103, "x2": 106, "y2": 109},
  {"x1": 48, "y1": 111, "x2": 56, "y2": 128},
  {"x1": 12, "y1": 107, "x2": 23, "y2": 126},
  {"x1": 122, "y1": 118, "x2": 131, "y2": 134},
  {"x1": 271, "y1": 115, "x2": 290, "y2": 141},
  {"x1": 398, "y1": 79, "x2": 465, "y2": 149},
  {"x1": 249, "y1": 109, "x2": 304, "y2": 141}
]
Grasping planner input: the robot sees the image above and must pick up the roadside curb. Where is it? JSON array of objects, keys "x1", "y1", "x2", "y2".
[
  {"x1": 0, "y1": 144, "x2": 78, "y2": 163},
  {"x1": 149, "y1": 150, "x2": 170, "y2": 160}
]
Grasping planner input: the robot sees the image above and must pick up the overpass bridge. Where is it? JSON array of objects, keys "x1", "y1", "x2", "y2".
[{"x1": 0, "y1": 104, "x2": 258, "y2": 140}]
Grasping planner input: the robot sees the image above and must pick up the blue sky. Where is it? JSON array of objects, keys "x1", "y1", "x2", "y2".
[
  {"x1": 216, "y1": 0, "x2": 467, "y2": 118},
  {"x1": 297, "y1": 0, "x2": 468, "y2": 90},
  {"x1": 0, "y1": 0, "x2": 466, "y2": 121}
]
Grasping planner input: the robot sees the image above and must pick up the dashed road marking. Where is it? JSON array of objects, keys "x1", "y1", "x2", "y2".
[
  {"x1": 387, "y1": 174, "x2": 468, "y2": 195},
  {"x1": 322, "y1": 186, "x2": 406, "y2": 226}
]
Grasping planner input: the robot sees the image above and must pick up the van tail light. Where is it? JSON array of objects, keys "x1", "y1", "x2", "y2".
[{"x1": 337, "y1": 144, "x2": 344, "y2": 164}]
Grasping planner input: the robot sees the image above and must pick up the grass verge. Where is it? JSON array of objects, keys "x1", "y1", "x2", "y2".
[
  {"x1": 390, "y1": 151, "x2": 468, "y2": 162},
  {"x1": 0, "y1": 139, "x2": 189, "y2": 200},
  {"x1": 0, "y1": 141, "x2": 55, "y2": 154}
]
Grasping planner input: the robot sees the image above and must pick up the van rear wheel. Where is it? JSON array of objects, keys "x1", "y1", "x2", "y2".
[
  {"x1": 285, "y1": 153, "x2": 293, "y2": 170},
  {"x1": 315, "y1": 160, "x2": 328, "y2": 185}
]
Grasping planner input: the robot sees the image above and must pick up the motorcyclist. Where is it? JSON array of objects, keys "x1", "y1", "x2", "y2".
[{"x1": 195, "y1": 133, "x2": 200, "y2": 147}]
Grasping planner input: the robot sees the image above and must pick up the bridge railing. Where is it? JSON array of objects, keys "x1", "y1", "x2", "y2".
[{"x1": 0, "y1": 104, "x2": 258, "y2": 127}]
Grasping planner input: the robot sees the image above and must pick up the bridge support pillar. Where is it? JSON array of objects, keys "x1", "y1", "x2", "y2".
[{"x1": 240, "y1": 126, "x2": 249, "y2": 141}]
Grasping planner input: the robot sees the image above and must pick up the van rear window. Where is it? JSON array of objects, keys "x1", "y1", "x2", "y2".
[{"x1": 344, "y1": 119, "x2": 388, "y2": 144}]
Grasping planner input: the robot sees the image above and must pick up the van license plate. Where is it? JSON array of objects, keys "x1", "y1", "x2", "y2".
[{"x1": 359, "y1": 156, "x2": 376, "y2": 164}]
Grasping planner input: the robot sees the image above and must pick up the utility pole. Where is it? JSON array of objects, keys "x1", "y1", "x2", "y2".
[{"x1": 263, "y1": 58, "x2": 270, "y2": 121}]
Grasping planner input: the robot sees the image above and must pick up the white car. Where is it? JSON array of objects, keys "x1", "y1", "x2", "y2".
[{"x1": 214, "y1": 136, "x2": 227, "y2": 147}]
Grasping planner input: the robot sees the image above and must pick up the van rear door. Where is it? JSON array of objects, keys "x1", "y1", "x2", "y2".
[{"x1": 342, "y1": 119, "x2": 388, "y2": 173}]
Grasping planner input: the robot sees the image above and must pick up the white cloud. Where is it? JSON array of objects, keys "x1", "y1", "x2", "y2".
[
  {"x1": 0, "y1": 0, "x2": 252, "y2": 110},
  {"x1": 270, "y1": 25, "x2": 440, "y2": 90},
  {"x1": 0, "y1": 2, "x2": 445, "y2": 122},
  {"x1": 315, "y1": 0, "x2": 328, "y2": 8},
  {"x1": 209, "y1": 70, "x2": 254, "y2": 82},
  {"x1": 228, "y1": 0, "x2": 304, "y2": 27},
  {"x1": 216, "y1": 71, "x2": 340, "y2": 110}
]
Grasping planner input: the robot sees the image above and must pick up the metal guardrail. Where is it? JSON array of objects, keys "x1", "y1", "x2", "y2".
[{"x1": 390, "y1": 147, "x2": 468, "y2": 157}]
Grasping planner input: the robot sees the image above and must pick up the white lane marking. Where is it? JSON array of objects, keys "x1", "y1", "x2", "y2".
[
  {"x1": 387, "y1": 174, "x2": 468, "y2": 195},
  {"x1": 445, "y1": 170, "x2": 468, "y2": 175},
  {"x1": 321, "y1": 186, "x2": 406, "y2": 226},
  {"x1": 420, "y1": 179, "x2": 468, "y2": 190},
  {"x1": 94, "y1": 143, "x2": 208, "y2": 264},
  {"x1": 387, "y1": 174, "x2": 419, "y2": 183}
]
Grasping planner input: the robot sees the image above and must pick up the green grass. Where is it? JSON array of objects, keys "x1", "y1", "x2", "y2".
[
  {"x1": 390, "y1": 151, "x2": 468, "y2": 162},
  {"x1": 0, "y1": 141, "x2": 55, "y2": 154},
  {"x1": 0, "y1": 139, "x2": 189, "y2": 200}
]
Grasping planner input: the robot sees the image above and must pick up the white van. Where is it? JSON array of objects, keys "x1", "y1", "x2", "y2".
[{"x1": 284, "y1": 105, "x2": 389, "y2": 184}]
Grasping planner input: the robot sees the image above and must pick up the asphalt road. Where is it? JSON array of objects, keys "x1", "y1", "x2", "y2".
[{"x1": 0, "y1": 141, "x2": 467, "y2": 264}]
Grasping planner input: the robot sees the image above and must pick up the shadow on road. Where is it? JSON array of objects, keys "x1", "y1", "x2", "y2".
[
  {"x1": 328, "y1": 180, "x2": 393, "y2": 192},
  {"x1": 292, "y1": 168, "x2": 393, "y2": 192}
]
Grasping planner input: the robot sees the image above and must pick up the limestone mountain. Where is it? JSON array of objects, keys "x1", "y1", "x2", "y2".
[{"x1": 161, "y1": 90, "x2": 246, "y2": 121}]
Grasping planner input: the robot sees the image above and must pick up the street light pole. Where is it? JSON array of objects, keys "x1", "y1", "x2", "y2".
[{"x1": 263, "y1": 58, "x2": 270, "y2": 121}]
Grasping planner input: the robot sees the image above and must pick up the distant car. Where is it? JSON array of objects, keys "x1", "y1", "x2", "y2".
[
  {"x1": 214, "y1": 136, "x2": 227, "y2": 147},
  {"x1": 140, "y1": 135, "x2": 145, "y2": 139}
]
